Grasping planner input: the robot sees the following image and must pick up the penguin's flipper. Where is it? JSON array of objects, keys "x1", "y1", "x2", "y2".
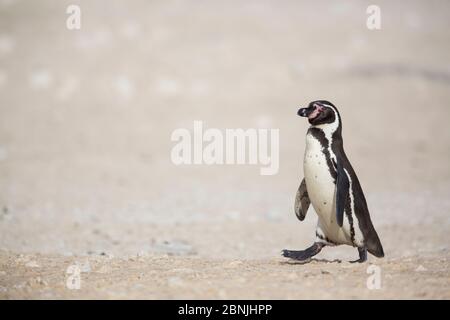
[
  {"x1": 294, "y1": 178, "x2": 310, "y2": 221},
  {"x1": 335, "y1": 160, "x2": 349, "y2": 227}
]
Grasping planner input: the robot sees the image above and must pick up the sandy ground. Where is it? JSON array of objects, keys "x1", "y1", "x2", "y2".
[
  {"x1": 1, "y1": 251, "x2": 449, "y2": 299},
  {"x1": 0, "y1": 0, "x2": 450, "y2": 299}
]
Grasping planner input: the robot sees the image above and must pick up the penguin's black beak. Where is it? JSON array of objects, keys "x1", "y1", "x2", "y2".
[{"x1": 297, "y1": 107, "x2": 308, "y2": 117}]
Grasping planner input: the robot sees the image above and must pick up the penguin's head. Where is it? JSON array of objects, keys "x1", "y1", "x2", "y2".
[{"x1": 297, "y1": 100, "x2": 339, "y2": 126}]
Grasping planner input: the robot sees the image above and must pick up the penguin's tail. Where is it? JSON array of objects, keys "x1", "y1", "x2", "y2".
[{"x1": 366, "y1": 232, "x2": 384, "y2": 258}]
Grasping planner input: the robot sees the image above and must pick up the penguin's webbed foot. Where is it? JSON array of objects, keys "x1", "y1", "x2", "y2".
[
  {"x1": 281, "y1": 249, "x2": 311, "y2": 261},
  {"x1": 350, "y1": 247, "x2": 367, "y2": 263},
  {"x1": 282, "y1": 242, "x2": 324, "y2": 261}
]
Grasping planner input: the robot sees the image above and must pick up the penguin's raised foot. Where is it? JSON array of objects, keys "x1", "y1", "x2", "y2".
[
  {"x1": 282, "y1": 242, "x2": 324, "y2": 261},
  {"x1": 350, "y1": 247, "x2": 367, "y2": 263},
  {"x1": 281, "y1": 249, "x2": 311, "y2": 261}
]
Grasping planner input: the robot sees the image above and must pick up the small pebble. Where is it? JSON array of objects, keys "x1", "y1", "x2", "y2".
[{"x1": 415, "y1": 265, "x2": 427, "y2": 272}]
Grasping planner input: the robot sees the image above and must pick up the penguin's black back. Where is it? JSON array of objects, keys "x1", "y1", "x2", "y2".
[{"x1": 331, "y1": 134, "x2": 384, "y2": 257}]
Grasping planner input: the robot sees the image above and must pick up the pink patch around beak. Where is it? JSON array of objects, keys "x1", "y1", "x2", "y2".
[{"x1": 308, "y1": 105, "x2": 323, "y2": 120}]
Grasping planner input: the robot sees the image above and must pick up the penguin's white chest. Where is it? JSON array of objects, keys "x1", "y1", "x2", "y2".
[
  {"x1": 303, "y1": 133, "x2": 336, "y2": 220},
  {"x1": 303, "y1": 133, "x2": 353, "y2": 245}
]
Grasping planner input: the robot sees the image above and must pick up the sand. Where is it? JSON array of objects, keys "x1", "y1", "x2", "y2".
[{"x1": 0, "y1": 0, "x2": 449, "y2": 299}]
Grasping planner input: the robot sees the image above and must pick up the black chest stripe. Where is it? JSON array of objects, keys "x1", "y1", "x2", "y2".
[{"x1": 308, "y1": 128, "x2": 337, "y2": 182}]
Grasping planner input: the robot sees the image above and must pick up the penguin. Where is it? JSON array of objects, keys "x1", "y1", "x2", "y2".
[{"x1": 282, "y1": 100, "x2": 384, "y2": 263}]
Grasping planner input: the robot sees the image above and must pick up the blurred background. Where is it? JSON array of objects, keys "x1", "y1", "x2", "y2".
[{"x1": 0, "y1": 0, "x2": 449, "y2": 261}]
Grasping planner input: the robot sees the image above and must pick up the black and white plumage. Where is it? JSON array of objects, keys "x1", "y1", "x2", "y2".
[{"x1": 283, "y1": 100, "x2": 384, "y2": 263}]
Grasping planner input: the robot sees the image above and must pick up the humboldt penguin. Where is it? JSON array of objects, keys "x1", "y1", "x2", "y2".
[{"x1": 282, "y1": 100, "x2": 384, "y2": 263}]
